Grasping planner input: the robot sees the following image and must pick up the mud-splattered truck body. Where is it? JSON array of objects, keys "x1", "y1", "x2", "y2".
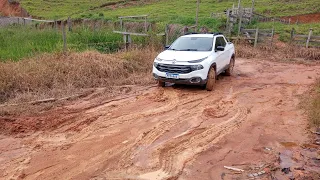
[{"x1": 153, "y1": 33, "x2": 235, "y2": 91}]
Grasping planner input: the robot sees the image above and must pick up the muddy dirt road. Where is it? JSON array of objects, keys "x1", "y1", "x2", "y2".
[{"x1": 1, "y1": 58, "x2": 320, "y2": 180}]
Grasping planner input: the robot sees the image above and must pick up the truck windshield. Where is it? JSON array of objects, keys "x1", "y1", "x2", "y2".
[{"x1": 168, "y1": 37, "x2": 213, "y2": 51}]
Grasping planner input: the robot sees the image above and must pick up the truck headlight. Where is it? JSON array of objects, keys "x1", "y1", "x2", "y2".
[{"x1": 190, "y1": 64, "x2": 204, "y2": 71}]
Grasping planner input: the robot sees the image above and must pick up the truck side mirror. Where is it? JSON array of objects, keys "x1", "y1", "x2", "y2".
[{"x1": 165, "y1": 45, "x2": 170, "y2": 50}]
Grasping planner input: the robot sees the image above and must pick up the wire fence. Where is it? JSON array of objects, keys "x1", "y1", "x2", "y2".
[
  {"x1": 0, "y1": 17, "x2": 31, "y2": 27},
  {"x1": 1, "y1": 14, "x2": 319, "y2": 55}
]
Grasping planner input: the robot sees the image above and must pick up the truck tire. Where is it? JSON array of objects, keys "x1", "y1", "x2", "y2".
[
  {"x1": 225, "y1": 57, "x2": 235, "y2": 76},
  {"x1": 158, "y1": 80, "x2": 165, "y2": 87},
  {"x1": 206, "y1": 66, "x2": 216, "y2": 91}
]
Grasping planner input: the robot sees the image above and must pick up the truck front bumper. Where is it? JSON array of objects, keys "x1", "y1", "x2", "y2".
[{"x1": 153, "y1": 73, "x2": 207, "y2": 85}]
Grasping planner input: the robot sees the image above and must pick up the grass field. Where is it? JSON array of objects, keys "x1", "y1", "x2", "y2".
[
  {"x1": 20, "y1": 0, "x2": 117, "y2": 19},
  {"x1": 247, "y1": 21, "x2": 320, "y2": 42},
  {"x1": 21, "y1": 0, "x2": 320, "y2": 20},
  {"x1": 0, "y1": 26, "x2": 61, "y2": 61},
  {"x1": 3, "y1": 0, "x2": 319, "y2": 61},
  {"x1": 0, "y1": 26, "x2": 123, "y2": 61}
]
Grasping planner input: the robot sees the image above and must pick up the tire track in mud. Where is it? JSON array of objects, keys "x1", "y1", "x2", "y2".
[
  {"x1": 101, "y1": 89, "x2": 248, "y2": 180},
  {"x1": 141, "y1": 105, "x2": 247, "y2": 179},
  {"x1": 29, "y1": 88, "x2": 212, "y2": 179},
  {"x1": 113, "y1": 90, "x2": 213, "y2": 170},
  {"x1": 50, "y1": 88, "x2": 180, "y2": 142},
  {"x1": 4, "y1": 59, "x2": 320, "y2": 180}
]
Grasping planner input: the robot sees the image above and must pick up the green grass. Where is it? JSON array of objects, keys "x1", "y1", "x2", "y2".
[
  {"x1": 5, "y1": 0, "x2": 320, "y2": 61},
  {"x1": 0, "y1": 25, "x2": 123, "y2": 61},
  {"x1": 20, "y1": 0, "x2": 118, "y2": 19},
  {"x1": 67, "y1": 27, "x2": 123, "y2": 52},
  {"x1": 19, "y1": 0, "x2": 320, "y2": 41},
  {"x1": 0, "y1": 26, "x2": 61, "y2": 61},
  {"x1": 247, "y1": 21, "x2": 320, "y2": 42},
  {"x1": 21, "y1": 0, "x2": 320, "y2": 20}
]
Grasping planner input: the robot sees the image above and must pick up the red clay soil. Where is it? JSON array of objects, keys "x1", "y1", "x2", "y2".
[
  {"x1": 1, "y1": 59, "x2": 320, "y2": 180},
  {"x1": 0, "y1": 0, "x2": 28, "y2": 17},
  {"x1": 281, "y1": 12, "x2": 320, "y2": 23}
]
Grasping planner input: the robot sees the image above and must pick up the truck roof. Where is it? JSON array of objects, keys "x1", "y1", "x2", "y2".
[{"x1": 181, "y1": 33, "x2": 224, "y2": 38}]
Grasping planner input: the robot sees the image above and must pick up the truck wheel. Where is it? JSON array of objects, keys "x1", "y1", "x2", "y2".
[
  {"x1": 206, "y1": 67, "x2": 216, "y2": 91},
  {"x1": 158, "y1": 80, "x2": 165, "y2": 87},
  {"x1": 225, "y1": 57, "x2": 235, "y2": 76}
]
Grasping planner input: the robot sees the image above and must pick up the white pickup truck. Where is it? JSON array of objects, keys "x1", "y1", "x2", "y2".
[{"x1": 152, "y1": 33, "x2": 235, "y2": 91}]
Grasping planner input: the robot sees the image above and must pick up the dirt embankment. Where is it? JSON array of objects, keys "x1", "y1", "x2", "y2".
[
  {"x1": 281, "y1": 12, "x2": 320, "y2": 23},
  {"x1": 0, "y1": 0, "x2": 28, "y2": 17},
  {"x1": 1, "y1": 58, "x2": 320, "y2": 180}
]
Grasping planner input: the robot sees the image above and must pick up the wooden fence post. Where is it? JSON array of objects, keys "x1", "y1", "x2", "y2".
[
  {"x1": 270, "y1": 27, "x2": 274, "y2": 47},
  {"x1": 290, "y1": 28, "x2": 295, "y2": 42},
  {"x1": 195, "y1": 0, "x2": 200, "y2": 33},
  {"x1": 120, "y1": 18, "x2": 123, "y2": 31},
  {"x1": 306, "y1": 28, "x2": 313, "y2": 48},
  {"x1": 23, "y1": 18, "x2": 26, "y2": 26},
  {"x1": 93, "y1": 20, "x2": 96, "y2": 31},
  {"x1": 254, "y1": 28, "x2": 259, "y2": 48},
  {"x1": 67, "y1": 17, "x2": 72, "y2": 32},
  {"x1": 165, "y1": 24, "x2": 169, "y2": 45},
  {"x1": 100, "y1": 19, "x2": 104, "y2": 29},
  {"x1": 144, "y1": 16, "x2": 148, "y2": 33},
  {"x1": 54, "y1": 20, "x2": 57, "y2": 30},
  {"x1": 226, "y1": 9, "x2": 230, "y2": 34},
  {"x1": 123, "y1": 34, "x2": 131, "y2": 51},
  {"x1": 62, "y1": 22, "x2": 67, "y2": 54},
  {"x1": 237, "y1": 6, "x2": 243, "y2": 37}
]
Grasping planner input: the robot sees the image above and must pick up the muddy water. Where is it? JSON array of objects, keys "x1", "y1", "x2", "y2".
[{"x1": 1, "y1": 59, "x2": 320, "y2": 180}]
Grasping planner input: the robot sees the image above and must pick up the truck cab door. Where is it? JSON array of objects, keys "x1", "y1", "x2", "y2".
[{"x1": 214, "y1": 36, "x2": 229, "y2": 74}]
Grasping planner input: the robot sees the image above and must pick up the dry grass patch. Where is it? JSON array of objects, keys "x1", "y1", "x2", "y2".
[
  {"x1": 236, "y1": 43, "x2": 320, "y2": 61},
  {"x1": 309, "y1": 79, "x2": 320, "y2": 128},
  {"x1": 0, "y1": 48, "x2": 158, "y2": 104}
]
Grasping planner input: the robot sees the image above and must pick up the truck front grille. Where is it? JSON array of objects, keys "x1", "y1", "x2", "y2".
[{"x1": 156, "y1": 63, "x2": 192, "y2": 74}]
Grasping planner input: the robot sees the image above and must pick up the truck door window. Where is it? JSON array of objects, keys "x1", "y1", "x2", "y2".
[
  {"x1": 216, "y1": 37, "x2": 226, "y2": 48},
  {"x1": 215, "y1": 37, "x2": 221, "y2": 50},
  {"x1": 220, "y1": 37, "x2": 226, "y2": 47}
]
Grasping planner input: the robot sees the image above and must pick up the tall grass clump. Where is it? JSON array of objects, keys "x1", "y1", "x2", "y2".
[
  {"x1": 68, "y1": 27, "x2": 123, "y2": 53},
  {"x1": 0, "y1": 48, "x2": 159, "y2": 103},
  {"x1": 309, "y1": 80, "x2": 320, "y2": 127},
  {"x1": 236, "y1": 43, "x2": 320, "y2": 60},
  {"x1": 0, "y1": 26, "x2": 62, "y2": 61}
]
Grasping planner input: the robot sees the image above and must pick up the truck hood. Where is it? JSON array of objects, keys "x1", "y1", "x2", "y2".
[{"x1": 157, "y1": 50, "x2": 211, "y2": 62}]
